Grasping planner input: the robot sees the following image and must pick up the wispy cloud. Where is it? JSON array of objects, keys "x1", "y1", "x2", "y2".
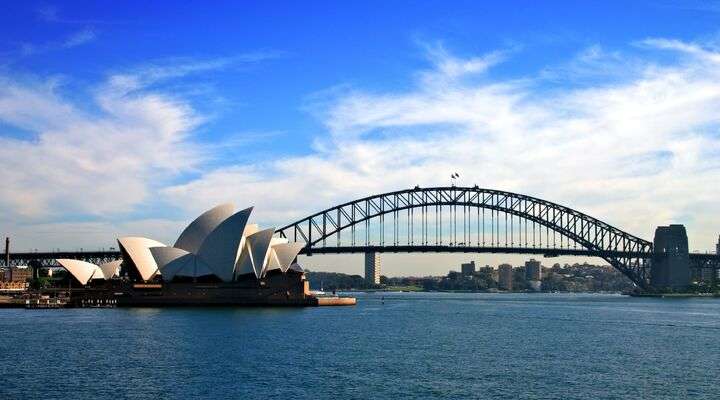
[
  {"x1": 107, "y1": 51, "x2": 286, "y2": 93},
  {"x1": 18, "y1": 28, "x2": 97, "y2": 57},
  {"x1": 0, "y1": 72, "x2": 200, "y2": 219},
  {"x1": 3, "y1": 37, "x2": 720, "y2": 265},
  {"x1": 35, "y1": 4, "x2": 121, "y2": 25},
  {"x1": 62, "y1": 28, "x2": 96, "y2": 48},
  {"x1": 639, "y1": 37, "x2": 720, "y2": 62},
  {"x1": 422, "y1": 42, "x2": 507, "y2": 82},
  {"x1": 0, "y1": 51, "x2": 285, "y2": 244},
  {"x1": 36, "y1": 4, "x2": 61, "y2": 22},
  {"x1": 163, "y1": 39, "x2": 720, "y2": 253}
]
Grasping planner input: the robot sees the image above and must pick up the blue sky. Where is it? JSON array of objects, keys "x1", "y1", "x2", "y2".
[{"x1": 1, "y1": 1, "x2": 720, "y2": 275}]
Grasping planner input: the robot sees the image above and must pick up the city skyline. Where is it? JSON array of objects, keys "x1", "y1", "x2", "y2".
[{"x1": 2, "y1": 1, "x2": 720, "y2": 277}]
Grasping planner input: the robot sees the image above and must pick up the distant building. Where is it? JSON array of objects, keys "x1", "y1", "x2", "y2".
[
  {"x1": 716, "y1": 235, "x2": 720, "y2": 255},
  {"x1": 447, "y1": 271, "x2": 460, "y2": 280},
  {"x1": 699, "y1": 268, "x2": 716, "y2": 284},
  {"x1": 525, "y1": 259, "x2": 541, "y2": 281},
  {"x1": 364, "y1": 252, "x2": 381, "y2": 285},
  {"x1": 478, "y1": 265, "x2": 495, "y2": 279},
  {"x1": 461, "y1": 261, "x2": 475, "y2": 276},
  {"x1": 0, "y1": 266, "x2": 32, "y2": 282},
  {"x1": 498, "y1": 264, "x2": 513, "y2": 291}
]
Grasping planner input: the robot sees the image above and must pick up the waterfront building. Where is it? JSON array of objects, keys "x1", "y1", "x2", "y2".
[
  {"x1": 461, "y1": 261, "x2": 475, "y2": 276},
  {"x1": 525, "y1": 259, "x2": 541, "y2": 281},
  {"x1": 498, "y1": 264, "x2": 513, "y2": 291},
  {"x1": 0, "y1": 266, "x2": 32, "y2": 283},
  {"x1": 478, "y1": 265, "x2": 495, "y2": 280},
  {"x1": 697, "y1": 268, "x2": 716, "y2": 284},
  {"x1": 58, "y1": 204, "x2": 305, "y2": 286},
  {"x1": 51, "y1": 204, "x2": 321, "y2": 306},
  {"x1": 365, "y1": 252, "x2": 381, "y2": 285}
]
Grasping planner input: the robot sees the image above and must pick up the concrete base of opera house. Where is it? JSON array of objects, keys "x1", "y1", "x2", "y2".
[{"x1": 7, "y1": 273, "x2": 356, "y2": 308}]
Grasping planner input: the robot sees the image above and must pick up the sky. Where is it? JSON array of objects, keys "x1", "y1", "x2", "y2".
[{"x1": 1, "y1": 1, "x2": 720, "y2": 276}]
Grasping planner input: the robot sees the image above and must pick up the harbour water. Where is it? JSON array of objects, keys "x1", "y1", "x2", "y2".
[{"x1": 1, "y1": 292, "x2": 718, "y2": 399}]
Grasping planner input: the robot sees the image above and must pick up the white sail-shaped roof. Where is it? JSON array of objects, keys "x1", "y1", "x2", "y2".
[
  {"x1": 274, "y1": 242, "x2": 305, "y2": 273},
  {"x1": 174, "y1": 203, "x2": 235, "y2": 254},
  {"x1": 90, "y1": 265, "x2": 106, "y2": 280},
  {"x1": 246, "y1": 228, "x2": 275, "y2": 278},
  {"x1": 234, "y1": 224, "x2": 260, "y2": 277},
  {"x1": 56, "y1": 259, "x2": 98, "y2": 285},
  {"x1": 98, "y1": 260, "x2": 122, "y2": 279},
  {"x1": 263, "y1": 238, "x2": 289, "y2": 274},
  {"x1": 244, "y1": 224, "x2": 259, "y2": 237},
  {"x1": 265, "y1": 250, "x2": 282, "y2": 272},
  {"x1": 235, "y1": 242, "x2": 254, "y2": 277},
  {"x1": 176, "y1": 257, "x2": 213, "y2": 278},
  {"x1": 150, "y1": 247, "x2": 194, "y2": 281},
  {"x1": 196, "y1": 207, "x2": 253, "y2": 282},
  {"x1": 118, "y1": 237, "x2": 166, "y2": 282},
  {"x1": 288, "y1": 263, "x2": 304, "y2": 273},
  {"x1": 270, "y1": 237, "x2": 289, "y2": 246}
]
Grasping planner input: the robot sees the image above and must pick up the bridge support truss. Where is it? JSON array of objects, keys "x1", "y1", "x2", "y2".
[{"x1": 277, "y1": 187, "x2": 659, "y2": 289}]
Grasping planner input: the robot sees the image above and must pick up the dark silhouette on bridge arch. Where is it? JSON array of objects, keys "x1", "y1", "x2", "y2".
[{"x1": 276, "y1": 186, "x2": 654, "y2": 289}]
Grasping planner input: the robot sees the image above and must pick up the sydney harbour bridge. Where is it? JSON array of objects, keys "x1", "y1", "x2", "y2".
[{"x1": 5, "y1": 186, "x2": 720, "y2": 291}]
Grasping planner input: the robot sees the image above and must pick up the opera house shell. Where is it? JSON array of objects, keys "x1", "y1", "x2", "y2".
[
  {"x1": 56, "y1": 204, "x2": 311, "y2": 306},
  {"x1": 55, "y1": 259, "x2": 122, "y2": 285}
]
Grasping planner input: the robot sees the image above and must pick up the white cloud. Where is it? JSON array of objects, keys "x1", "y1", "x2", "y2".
[
  {"x1": 62, "y1": 29, "x2": 96, "y2": 48},
  {"x1": 0, "y1": 53, "x2": 285, "y2": 254},
  {"x1": 4, "y1": 218, "x2": 188, "y2": 253},
  {"x1": 3, "y1": 38, "x2": 720, "y2": 276},
  {"x1": 0, "y1": 68, "x2": 202, "y2": 219},
  {"x1": 164, "y1": 38, "x2": 720, "y2": 263},
  {"x1": 421, "y1": 42, "x2": 506, "y2": 83},
  {"x1": 18, "y1": 28, "x2": 97, "y2": 56}
]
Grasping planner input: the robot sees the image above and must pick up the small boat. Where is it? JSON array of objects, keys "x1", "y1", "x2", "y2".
[{"x1": 311, "y1": 280, "x2": 326, "y2": 296}]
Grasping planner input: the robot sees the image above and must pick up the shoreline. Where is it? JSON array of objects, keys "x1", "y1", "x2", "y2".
[{"x1": 337, "y1": 289, "x2": 720, "y2": 297}]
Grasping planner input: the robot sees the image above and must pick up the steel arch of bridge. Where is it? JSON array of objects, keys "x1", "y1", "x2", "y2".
[{"x1": 276, "y1": 186, "x2": 654, "y2": 289}]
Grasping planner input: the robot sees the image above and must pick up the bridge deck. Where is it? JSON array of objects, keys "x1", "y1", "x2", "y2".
[{"x1": 4, "y1": 247, "x2": 718, "y2": 267}]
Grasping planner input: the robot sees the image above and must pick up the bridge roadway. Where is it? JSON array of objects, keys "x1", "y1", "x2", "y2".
[
  {"x1": 5, "y1": 246, "x2": 719, "y2": 268},
  {"x1": 4, "y1": 186, "x2": 720, "y2": 289}
]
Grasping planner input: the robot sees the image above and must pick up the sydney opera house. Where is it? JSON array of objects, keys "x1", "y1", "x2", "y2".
[{"x1": 53, "y1": 204, "x2": 338, "y2": 306}]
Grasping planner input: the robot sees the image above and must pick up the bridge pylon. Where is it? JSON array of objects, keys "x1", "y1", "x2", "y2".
[{"x1": 651, "y1": 225, "x2": 690, "y2": 290}]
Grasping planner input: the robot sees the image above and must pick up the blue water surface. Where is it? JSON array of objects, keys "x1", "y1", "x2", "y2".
[{"x1": 1, "y1": 292, "x2": 719, "y2": 399}]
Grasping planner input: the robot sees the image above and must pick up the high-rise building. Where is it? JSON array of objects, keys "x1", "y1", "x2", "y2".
[
  {"x1": 525, "y1": 259, "x2": 541, "y2": 281},
  {"x1": 716, "y1": 235, "x2": 719, "y2": 255},
  {"x1": 364, "y1": 252, "x2": 381, "y2": 285},
  {"x1": 461, "y1": 261, "x2": 475, "y2": 276},
  {"x1": 4, "y1": 237, "x2": 9, "y2": 282},
  {"x1": 498, "y1": 264, "x2": 513, "y2": 291}
]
